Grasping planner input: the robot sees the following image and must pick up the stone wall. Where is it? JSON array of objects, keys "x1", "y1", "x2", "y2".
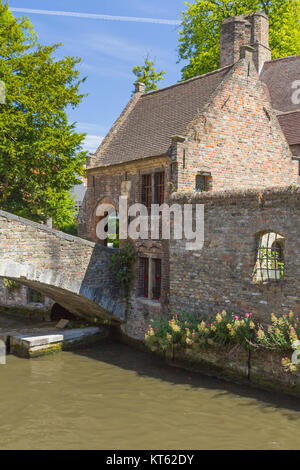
[
  {"x1": 0, "y1": 210, "x2": 125, "y2": 323},
  {"x1": 82, "y1": 156, "x2": 172, "y2": 339},
  {"x1": 0, "y1": 278, "x2": 53, "y2": 312},
  {"x1": 169, "y1": 187, "x2": 300, "y2": 321}
]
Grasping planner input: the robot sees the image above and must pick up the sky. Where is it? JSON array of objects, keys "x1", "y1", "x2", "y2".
[{"x1": 8, "y1": 0, "x2": 188, "y2": 154}]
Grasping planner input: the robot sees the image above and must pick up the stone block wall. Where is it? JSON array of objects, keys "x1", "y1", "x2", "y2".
[
  {"x1": 169, "y1": 187, "x2": 300, "y2": 321},
  {"x1": 0, "y1": 211, "x2": 123, "y2": 322},
  {"x1": 0, "y1": 279, "x2": 53, "y2": 312}
]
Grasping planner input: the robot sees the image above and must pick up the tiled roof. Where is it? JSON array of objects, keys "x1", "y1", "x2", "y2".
[
  {"x1": 260, "y1": 55, "x2": 300, "y2": 113},
  {"x1": 278, "y1": 111, "x2": 300, "y2": 146},
  {"x1": 93, "y1": 66, "x2": 232, "y2": 167}
]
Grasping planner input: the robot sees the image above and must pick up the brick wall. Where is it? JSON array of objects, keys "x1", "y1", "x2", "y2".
[
  {"x1": 0, "y1": 210, "x2": 124, "y2": 322},
  {"x1": 172, "y1": 57, "x2": 298, "y2": 193},
  {"x1": 169, "y1": 187, "x2": 300, "y2": 321}
]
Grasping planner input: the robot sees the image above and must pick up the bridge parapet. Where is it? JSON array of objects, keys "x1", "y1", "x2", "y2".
[{"x1": 0, "y1": 210, "x2": 125, "y2": 323}]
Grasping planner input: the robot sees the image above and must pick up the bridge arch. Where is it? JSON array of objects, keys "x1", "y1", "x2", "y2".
[{"x1": 0, "y1": 210, "x2": 125, "y2": 323}]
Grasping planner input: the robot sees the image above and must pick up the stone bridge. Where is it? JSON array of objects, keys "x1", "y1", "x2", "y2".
[{"x1": 0, "y1": 210, "x2": 125, "y2": 323}]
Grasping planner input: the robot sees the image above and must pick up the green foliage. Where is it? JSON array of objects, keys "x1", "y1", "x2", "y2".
[
  {"x1": 0, "y1": 2, "x2": 87, "y2": 226},
  {"x1": 2, "y1": 278, "x2": 19, "y2": 291},
  {"x1": 259, "y1": 244, "x2": 284, "y2": 278},
  {"x1": 145, "y1": 310, "x2": 300, "y2": 360},
  {"x1": 107, "y1": 218, "x2": 119, "y2": 248},
  {"x1": 59, "y1": 221, "x2": 78, "y2": 236},
  {"x1": 178, "y1": 0, "x2": 300, "y2": 80},
  {"x1": 132, "y1": 56, "x2": 166, "y2": 92},
  {"x1": 111, "y1": 241, "x2": 136, "y2": 302}
]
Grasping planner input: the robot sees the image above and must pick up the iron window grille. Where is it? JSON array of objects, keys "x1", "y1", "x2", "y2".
[
  {"x1": 196, "y1": 174, "x2": 210, "y2": 192},
  {"x1": 255, "y1": 232, "x2": 284, "y2": 282}
]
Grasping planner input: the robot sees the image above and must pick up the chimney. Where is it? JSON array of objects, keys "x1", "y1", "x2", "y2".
[
  {"x1": 245, "y1": 12, "x2": 271, "y2": 73},
  {"x1": 134, "y1": 82, "x2": 145, "y2": 94},
  {"x1": 219, "y1": 16, "x2": 251, "y2": 68},
  {"x1": 219, "y1": 12, "x2": 271, "y2": 72}
]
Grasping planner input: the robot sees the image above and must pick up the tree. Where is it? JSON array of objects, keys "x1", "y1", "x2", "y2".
[
  {"x1": 0, "y1": 2, "x2": 87, "y2": 227},
  {"x1": 132, "y1": 56, "x2": 166, "y2": 92},
  {"x1": 178, "y1": 0, "x2": 300, "y2": 80}
]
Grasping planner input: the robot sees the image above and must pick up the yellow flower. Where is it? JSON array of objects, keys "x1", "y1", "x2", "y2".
[
  {"x1": 169, "y1": 321, "x2": 181, "y2": 333},
  {"x1": 289, "y1": 327, "x2": 298, "y2": 343},
  {"x1": 186, "y1": 337, "x2": 193, "y2": 345},
  {"x1": 249, "y1": 321, "x2": 255, "y2": 330},
  {"x1": 229, "y1": 329, "x2": 236, "y2": 336},
  {"x1": 257, "y1": 329, "x2": 265, "y2": 340},
  {"x1": 166, "y1": 333, "x2": 172, "y2": 341},
  {"x1": 271, "y1": 313, "x2": 277, "y2": 325},
  {"x1": 211, "y1": 325, "x2": 217, "y2": 332},
  {"x1": 198, "y1": 321, "x2": 206, "y2": 332},
  {"x1": 221, "y1": 310, "x2": 227, "y2": 318},
  {"x1": 216, "y1": 313, "x2": 223, "y2": 323},
  {"x1": 226, "y1": 324, "x2": 232, "y2": 330},
  {"x1": 289, "y1": 311, "x2": 294, "y2": 321}
]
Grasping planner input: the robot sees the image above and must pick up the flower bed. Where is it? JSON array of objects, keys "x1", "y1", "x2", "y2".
[{"x1": 144, "y1": 310, "x2": 300, "y2": 396}]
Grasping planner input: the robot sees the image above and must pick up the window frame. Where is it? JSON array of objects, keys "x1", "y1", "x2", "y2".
[{"x1": 139, "y1": 256, "x2": 162, "y2": 301}]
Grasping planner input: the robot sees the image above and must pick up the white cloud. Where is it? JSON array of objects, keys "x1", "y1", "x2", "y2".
[
  {"x1": 10, "y1": 8, "x2": 180, "y2": 25},
  {"x1": 83, "y1": 135, "x2": 103, "y2": 153}
]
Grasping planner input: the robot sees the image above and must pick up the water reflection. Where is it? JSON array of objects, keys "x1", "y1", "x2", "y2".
[{"x1": 0, "y1": 339, "x2": 300, "y2": 450}]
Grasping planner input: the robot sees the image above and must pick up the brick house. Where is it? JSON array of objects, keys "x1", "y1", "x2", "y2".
[{"x1": 79, "y1": 12, "x2": 300, "y2": 338}]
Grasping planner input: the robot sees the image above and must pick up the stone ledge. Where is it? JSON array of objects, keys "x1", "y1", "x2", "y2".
[
  {"x1": 171, "y1": 185, "x2": 300, "y2": 205},
  {"x1": 0, "y1": 209, "x2": 114, "y2": 251},
  {"x1": 8, "y1": 327, "x2": 105, "y2": 359},
  {"x1": 136, "y1": 297, "x2": 162, "y2": 311}
]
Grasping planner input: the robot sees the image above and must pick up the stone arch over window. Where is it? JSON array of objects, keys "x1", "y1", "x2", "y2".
[
  {"x1": 93, "y1": 197, "x2": 119, "y2": 247},
  {"x1": 254, "y1": 231, "x2": 285, "y2": 282}
]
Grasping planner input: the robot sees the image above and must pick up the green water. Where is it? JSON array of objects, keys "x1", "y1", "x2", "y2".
[{"x1": 1, "y1": 340, "x2": 300, "y2": 450}]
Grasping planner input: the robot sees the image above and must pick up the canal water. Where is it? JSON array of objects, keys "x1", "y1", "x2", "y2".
[{"x1": 1, "y1": 339, "x2": 300, "y2": 450}]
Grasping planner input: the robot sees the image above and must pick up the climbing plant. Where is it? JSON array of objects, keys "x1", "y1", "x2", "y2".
[
  {"x1": 2, "y1": 278, "x2": 19, "y2": 291},
  {"x1": 111, "y1": 241, "x2": 136, "y2": 304}
]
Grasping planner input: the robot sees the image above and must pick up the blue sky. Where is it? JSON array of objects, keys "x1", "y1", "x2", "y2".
[{"x1": 8, "y1": 0, "x2": 188, "y2": 153}]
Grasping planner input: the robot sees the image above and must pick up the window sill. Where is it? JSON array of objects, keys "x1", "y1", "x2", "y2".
[{"x1": 136, "y1": 297, "x2": 161, "y2": 309}]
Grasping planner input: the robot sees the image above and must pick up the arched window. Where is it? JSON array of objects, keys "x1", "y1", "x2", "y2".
[
  {"x1": 254, "y1": 232, "x2": 285, "y2": 282},
  {"x1": 93, "y1": 197, "x2": 119, "y2": 247}
]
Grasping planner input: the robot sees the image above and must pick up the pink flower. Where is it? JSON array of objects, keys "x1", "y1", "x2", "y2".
[
  {"x1": 234, "y1": 316, "x2": 239, "y2": 321},
  {"x1": 245, "y1": 314, "x2": 250, "y2": 318}
]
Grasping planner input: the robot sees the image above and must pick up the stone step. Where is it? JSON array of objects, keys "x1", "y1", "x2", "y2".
[{"x1": 9, "y1": 327, "x2": 103, "y2": 358}]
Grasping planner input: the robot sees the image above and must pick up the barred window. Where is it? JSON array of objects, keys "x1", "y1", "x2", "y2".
[
  {"x1": 28, "y1": 288, "x2": 45, "y2": 304},
  {"x1": 195, "y1": 173, "x2": 211, "y2": 192},
  {"x1": 255, "y1": 232, "x2": 285, "y2": 282}
]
